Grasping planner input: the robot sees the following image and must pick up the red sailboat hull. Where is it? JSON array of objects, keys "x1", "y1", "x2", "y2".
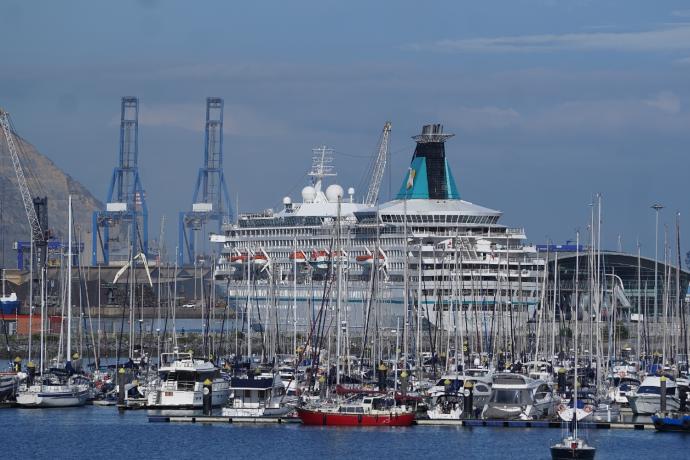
[{"x1": 296, "y1": 408, "x2": 415, "y2": 426}]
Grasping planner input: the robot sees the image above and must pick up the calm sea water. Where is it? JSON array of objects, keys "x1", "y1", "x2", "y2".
[{"x1": 1, "y1": 406, "x2": 684, "y2": 459}]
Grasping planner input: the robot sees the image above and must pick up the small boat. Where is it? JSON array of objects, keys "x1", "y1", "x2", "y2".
[
  {"x1": 627, "y1": 375, "x2": 680, "y2": 415},
  {"x1": 0, "y1": 372, "x2": 18, "y2": 401},
  {"x1": 651, "y1": 412, "x2": 690, "y2": 432},
  {"x1": 607, "y1": 376, "x2": 640, "y2": 407},
  {"x1": 289, "y1": 251, "x2": 307, "y2": 263},
  {"x1": 222, "y1": 372, "x2": 296, "y2": 417},
  {"x1": 427, "y1": 371, "x2": 493, "y2": 419},
  {"x1": 482, "y1": 373, "x2": 556, "y2": 420},
  {"x1": 297, "y1": 396, "x2": 415, "y2": 426},
  {"x1": 16, "y1": 369, "x2": 90, "y2": 408},
  {"x1": 427, "y1": 394, "x2": 463, "y2": 420},
  {"x1": 550, "y1": 436, "x2": 596, "y2": 459},
  {"x1": 147, "y1": 349, "x2": 230, "y2": 409}
]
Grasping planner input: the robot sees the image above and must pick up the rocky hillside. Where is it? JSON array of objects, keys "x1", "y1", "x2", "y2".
[{"x1": 0, "y1": 131, "x2": 103, "y2": 267}]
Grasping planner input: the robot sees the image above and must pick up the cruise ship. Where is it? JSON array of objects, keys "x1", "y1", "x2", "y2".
[{"x1": 212, "y1": 123, "x2": 544, "y2": 357}]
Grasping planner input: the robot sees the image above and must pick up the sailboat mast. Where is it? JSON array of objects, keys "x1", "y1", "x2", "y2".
[
  {"x1": 67, "y1": 195, "x2": 72, "y2": 362},
  {"x1": 574, "y1": 231, "x2": 580, "y2": 438},
  {"x1": 335, "y1": 197, "x2": 342, "y2": 386}
]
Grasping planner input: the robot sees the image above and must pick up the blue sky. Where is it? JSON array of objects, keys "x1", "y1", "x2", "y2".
[{"x1": 2, "y1": 0, "x2": 690, "y2": 260}]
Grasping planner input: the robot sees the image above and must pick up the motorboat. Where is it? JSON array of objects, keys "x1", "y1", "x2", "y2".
[
  {"x1": 147, "y1": 350, "x2": 230, "y2": 409},
  {"x1": 482, "y1": 373, "x2": 556, "y2": 420},
  {"x1": 607, "y1": 376, "x2": 640, "y2": 406},
  {"x1": 297, "y1": 396, "x2": 415, "y2": 426},
  {"x1": 427, "y1": 370, "x2": 492, "y2": 419},
  {"x1": 627, "y1": 375, "x2": 680, "y2": 415},
  {"x1": 427, "y1": 394, "x2": 463, "y2": 420},
  {"x1": 0, "y1": 372, "x2": 18, "y2": 401},
  {"x1": 222, "y1": 372, "x2": 296, "y2": 417}
]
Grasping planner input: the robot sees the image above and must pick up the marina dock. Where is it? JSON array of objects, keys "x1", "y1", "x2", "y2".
[{"x1": 148, "y1": 415, "x2": 653, "y2": 430}]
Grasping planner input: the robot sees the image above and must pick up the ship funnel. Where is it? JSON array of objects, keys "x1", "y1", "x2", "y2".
[{"x1": 397, "y1": 123, "x2": 460, "y2": 200}]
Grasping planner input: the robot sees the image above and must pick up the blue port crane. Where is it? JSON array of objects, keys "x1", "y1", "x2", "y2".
[
  {"x1": 178, "y1": 97, "x2": 232, "y2": 266},
  {"x1": 92, "y1": 97, "x2": 149, "y2": 265}
]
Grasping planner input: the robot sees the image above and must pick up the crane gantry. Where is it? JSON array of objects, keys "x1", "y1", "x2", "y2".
[
  {"x1": 0, "y1": 109, "x2": 43, "y2": 243},
  {"x1": 363, "y1": 121, "x2": 392, "y2": 206}
]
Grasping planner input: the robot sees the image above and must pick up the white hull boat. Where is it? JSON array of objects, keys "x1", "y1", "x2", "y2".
[
  {"x1": 16, "y1": 384, "x2": 89, "y2": 408},
  {"x1": 147, "y1": 350, "x2": 230, "y2": 409}
]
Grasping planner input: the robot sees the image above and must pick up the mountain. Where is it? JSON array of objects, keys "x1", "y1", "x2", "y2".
[{"x1": 0, "y1": 131, "x2": 103, "y2": 268}]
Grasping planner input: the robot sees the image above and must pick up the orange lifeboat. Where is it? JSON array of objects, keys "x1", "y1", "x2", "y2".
[
  {"x1": 289, "y1": 251, "x2": 307, "y2": 262},
  {"x1": 356, "y1": 251, "x2": 385, "y2": 265},
  {"x1": 230, "y1": 253, "x2": 248, "y2": 264},
  {"x1": 252, "y1": 253, "x2": 268, "y2": 266}
]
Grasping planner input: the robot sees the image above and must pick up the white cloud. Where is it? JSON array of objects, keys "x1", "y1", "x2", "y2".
[
  {"x1": 644, "y1": 91, "x2": 681, "y2": 114},
  {"x1": 406, "y1": 24, "x2": 690, "y2": 53}
]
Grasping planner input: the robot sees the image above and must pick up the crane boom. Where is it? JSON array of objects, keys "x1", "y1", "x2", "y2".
[
  {"x1": 364, "y1": 121, "x2": 392, "y2": 206},
  {"x1": 0, "y1": 109, "x2": 44, "y2": 245}
]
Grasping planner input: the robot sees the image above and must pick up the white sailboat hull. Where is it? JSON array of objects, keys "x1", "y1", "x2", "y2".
[{"x1": 16, "y1": 385, "x2": 89, "y2": 408}]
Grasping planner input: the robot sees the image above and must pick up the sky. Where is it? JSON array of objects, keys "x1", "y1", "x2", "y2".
[{"x1": 1, "y1": 0, "x2": 689, "y2": 263}]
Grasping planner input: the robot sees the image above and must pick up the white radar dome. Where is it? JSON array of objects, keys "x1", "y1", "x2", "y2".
[
  {"x1": 301, "y1": 186, "x2": 316, "y2": 203},
  {"x1": 348, "y1": 187, "x2": 355, "y2": 196},
  {"x1": 282, "y1": 196, "x2": 292, "y2": 205},
  {"x1": 326, "y1": 184, "x2": 344, "y2": 203}
]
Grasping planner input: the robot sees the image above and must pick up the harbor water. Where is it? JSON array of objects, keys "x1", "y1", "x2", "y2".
[{"x1": 1, "y1": 406, "x2": 680, "y2": 459}]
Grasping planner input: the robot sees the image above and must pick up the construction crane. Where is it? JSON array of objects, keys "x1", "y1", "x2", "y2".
[
  {"x1": 92, "y1": 97, "x2": 149, "y2": 266},
  {"x1": 178, "y1": 97, "x2": 232, "y2": 266},
  {"x1": 0, "y1": 108, "x2": 49, "y2": 266},
  {"x1": 363, "y1": 121, "x2": 392, "y2": 206}
]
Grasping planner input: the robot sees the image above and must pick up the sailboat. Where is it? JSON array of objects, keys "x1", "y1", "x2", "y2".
[
  {"x1": 551, "y1": 234, "x2": 596, "y2": 459},
  {"x1": 16, "y1": 196, "x2": 90, "y2": 408}
]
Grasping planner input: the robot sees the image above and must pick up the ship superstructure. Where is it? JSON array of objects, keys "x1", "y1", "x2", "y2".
[{"x1": 213, "y1": 124, "x2": 544, "y2": 356}]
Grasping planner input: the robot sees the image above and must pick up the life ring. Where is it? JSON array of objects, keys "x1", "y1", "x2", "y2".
[
  {"x1": 557, "y1": 404, "x2": 565, "y2": 412},
  {"x1": 584, "y1": 405, "x2": 593, "y2": 413}
]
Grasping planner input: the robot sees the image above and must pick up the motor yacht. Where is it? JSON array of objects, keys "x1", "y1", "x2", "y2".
[
  {"x1": 147, "y1": 350, "x2": 230, "y2": 409},
  {"x1": 627, "y1": 375, "x2": 680, "y2": 415},
  {"x1": 482, "y1": 373, "x2": 556, "y2": 420}
]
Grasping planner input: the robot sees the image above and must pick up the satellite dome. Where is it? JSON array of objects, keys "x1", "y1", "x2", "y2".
[
  {"x1": 301, "y1": 186, "x2": 316, "y2": 203},
  {"x1": 282, "y1": 196, "x2": 292, "y2": 205},
  {"x1": 326, "y1": 184, "x2": 344, "y2": 202}
]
